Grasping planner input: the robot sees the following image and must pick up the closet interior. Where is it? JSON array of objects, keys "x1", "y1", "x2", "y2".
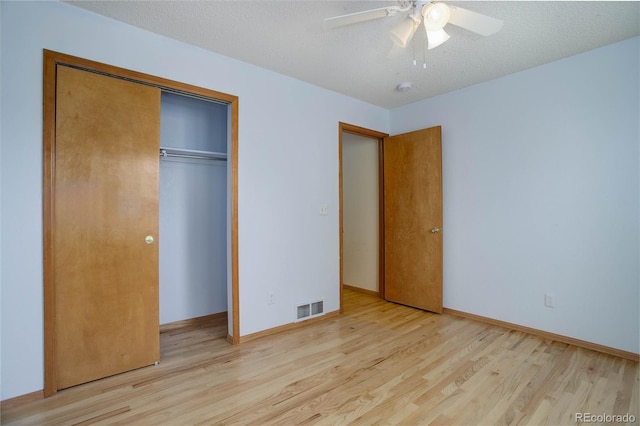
[{"x1": 159, "y1": 91, "x2": 229, "y2": 325}]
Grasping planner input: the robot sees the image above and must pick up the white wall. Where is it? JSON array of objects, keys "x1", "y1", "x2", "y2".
[
  {"x1": 391, "y1": 36, "x2": 640, "y2": 354},
  {"x1": 342, "y1": 133, "x2": 379, "y2": 293},
  {"x1": 0, "y1": 0, "x2": 389, "y2": 400},
  {"x1": 159, "y1": 157, "x2": 228, "y2": 324}
]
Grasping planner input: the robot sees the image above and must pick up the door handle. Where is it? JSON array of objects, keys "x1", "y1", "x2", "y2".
[
  {"x1": 431, "y1": 227, "x2": 440, "y2": 234},
  {"x1": 145, "y1": 235, "x2": 155, "y2": 244}
]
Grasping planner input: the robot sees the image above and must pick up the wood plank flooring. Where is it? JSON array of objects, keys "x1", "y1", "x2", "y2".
[{"x1": 2, "y1": 290, "x2": 638, "y2": 425}]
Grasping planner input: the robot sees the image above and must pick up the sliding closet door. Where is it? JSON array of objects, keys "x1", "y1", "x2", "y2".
[{"x1": 54, "y1": 66, "x2": 161, "y2": 389}]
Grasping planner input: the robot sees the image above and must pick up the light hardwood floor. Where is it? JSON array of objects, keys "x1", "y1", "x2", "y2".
[{"x1": 2, "y1": 290, "x2": 638, "y2": 425}]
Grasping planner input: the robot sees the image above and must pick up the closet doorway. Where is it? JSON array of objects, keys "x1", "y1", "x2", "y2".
[
  {"x1": 159, "y1": 93, "x2": 229, "y2": 325},
  {"x1": 43, "y1": 50, "x2": 239, "y2": 397}
]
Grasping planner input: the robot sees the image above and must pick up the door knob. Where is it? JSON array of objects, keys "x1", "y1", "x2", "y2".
[
  {"x1": 145, "y1": 235, "x2": 155, "y2": 244},
  {"x1": 431, "y1": 227, "x2": 440, "y2": 234}
]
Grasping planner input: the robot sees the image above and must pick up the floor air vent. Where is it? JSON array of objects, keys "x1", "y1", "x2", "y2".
[{"x1": 296, "y1": 300, "x2": 324, "y2": 321}]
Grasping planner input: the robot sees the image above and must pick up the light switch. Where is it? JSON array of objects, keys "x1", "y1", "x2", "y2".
[{"x1": 320, "y1": 204, "x2": 328, "y2": 216}]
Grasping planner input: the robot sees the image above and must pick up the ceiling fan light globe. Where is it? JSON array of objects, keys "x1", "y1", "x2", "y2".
[
  {"x1": 423, "y1": 2, "x2": 451, "y2": 30},
  {"x1": 426, "y1": 28, "x2": 450, "y2": 49},
  {"x1": 389, "y1": 17, "x2": 419, "y2": 48}
]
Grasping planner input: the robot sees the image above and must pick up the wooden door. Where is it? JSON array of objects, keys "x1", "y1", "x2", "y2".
[
  {"x1": 54, "y1": 65, "x2": 161, "y2": 389},
  {"x1": 384, "y1": 126, "x2": 443, "y2": 313}
]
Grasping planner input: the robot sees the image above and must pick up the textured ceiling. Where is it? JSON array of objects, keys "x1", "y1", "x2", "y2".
[{"x1": 66, "y1": 1, "x2": 640, "y2": 109}]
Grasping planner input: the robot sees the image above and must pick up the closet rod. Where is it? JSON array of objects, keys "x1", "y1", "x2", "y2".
[
  {"x1": 160, "y1": 148, "x2": 227, "y2": 161},
  {"x1": 160, "y1": 152, "x2": 227, "y2": 161}
]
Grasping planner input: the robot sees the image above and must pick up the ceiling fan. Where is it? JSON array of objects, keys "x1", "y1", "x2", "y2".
[{"x1": 324, "y1": 1, "x2": 503, "y2": 51}]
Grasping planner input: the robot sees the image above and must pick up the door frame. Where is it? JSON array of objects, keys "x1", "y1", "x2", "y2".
[
  {"x1": 43, "y1": 50, "x2": 240, "y2": 397},
  {"x1": 338, "y1": 122, "x2": 388, "y2": 312}
]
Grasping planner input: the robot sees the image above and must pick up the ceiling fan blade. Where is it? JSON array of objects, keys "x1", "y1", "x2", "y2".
[
  {"x1": 447, "y1": 6, "x2": 503, "y2": 36},
  {"x1": 323, "y1": 5, "x2": 405, "y2": 29}
]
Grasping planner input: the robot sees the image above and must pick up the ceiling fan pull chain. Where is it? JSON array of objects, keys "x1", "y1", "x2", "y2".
[
  {"x1": 423, "y1": 32, "x2": 427, "y2": 69},
  {"x1": 412, "y1": 32, "x2": 417, "y2": 66}
]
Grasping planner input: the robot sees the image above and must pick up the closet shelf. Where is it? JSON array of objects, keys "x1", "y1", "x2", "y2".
[{"x1": 160, "y1": 146, "x2": 227, "y2": 161}]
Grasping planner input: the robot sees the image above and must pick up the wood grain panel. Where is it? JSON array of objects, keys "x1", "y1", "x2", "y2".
[
  {"x1": 2, "y1": 290, "x2": 637, "y2": 424},
  {"x1": 0, "y1": 391, "x2": 44, "y2": 410},
  {"x1": 54, "y1": 66, "x2": 160, "y2": 389},
  {"x1": 384, "y1": 126, "x2": 443, "y2": 313}
]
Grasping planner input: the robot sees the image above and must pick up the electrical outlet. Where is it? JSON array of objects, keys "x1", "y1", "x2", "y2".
[
  {"x1": 544, "y1": 293, "x2": 554, "y2": 308},
  {"x1": 268, "y1": 293, "x2": 275, "y2": 305},
  {"x1": 320, "y1": 204, "x2": 328, "y2": 216}
]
